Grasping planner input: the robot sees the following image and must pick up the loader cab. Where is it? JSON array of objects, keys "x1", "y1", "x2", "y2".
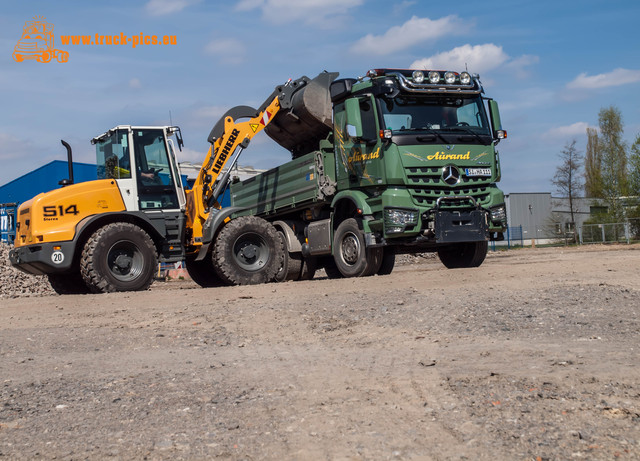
[{"x1": 93, "y1": 126, "x2": 186, "y2": 212}]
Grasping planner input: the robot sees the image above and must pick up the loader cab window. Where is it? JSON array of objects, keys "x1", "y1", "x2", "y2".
[
  {"x1": 132, "y1": 129, "x2": 179, "y2": 210},
  {"x1": 96, "y1": 130, "x2": 132, "y2": 180}
]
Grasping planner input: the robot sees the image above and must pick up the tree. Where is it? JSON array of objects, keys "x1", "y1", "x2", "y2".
[
  {"x1": 551, "y1": 139, "x2": 583, "y2": 242},
  {"x1": 598, "y1": 106, "x2": 628, "y2": 218},
  {"x1": 584, "y1": 127, "x2": 602, "y2": 197},
  {"x1": 628, "y1": 134, "x2": 640, "y2": 196}
]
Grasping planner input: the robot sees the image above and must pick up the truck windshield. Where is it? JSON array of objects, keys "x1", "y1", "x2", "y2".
[{"x1": 380, "y1": 95, "x2": 491, "y2": 135}]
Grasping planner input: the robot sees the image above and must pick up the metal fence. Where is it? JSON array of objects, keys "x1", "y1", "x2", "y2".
[
  {"x1": 579, "y1": 218, "x2": 640, "y2": 244},
  {"x1": 490, "y1": 225, "x2": 523, "y2": 251}
]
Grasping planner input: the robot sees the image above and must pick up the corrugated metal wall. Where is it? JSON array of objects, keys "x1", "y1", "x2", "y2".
[{"x1": 505, "y1": 193, "x2": 553, "y2": 240}]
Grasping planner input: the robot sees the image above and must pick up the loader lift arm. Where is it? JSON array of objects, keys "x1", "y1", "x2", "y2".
[
  {"x1": 194, "y1": 76, "x2": 311, "y2": 211},
  {"x1": 185, "y1": 75, "x2": 314, "y2": 250}
]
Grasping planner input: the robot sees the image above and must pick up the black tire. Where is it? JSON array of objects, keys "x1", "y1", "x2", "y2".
[
  {"x1": 322, "y1": 257, "x2": 343, "y2": 279},
  {"x1": 437, "y1": 241, "x2": 488, "y2": 269},
  {"x1": 298, "y1": 256, "x2": 317, "y2": 281},
  {"x1": 80, "y1": 223, "x2": 157, "y2": 293},
  {"x1": 333, "y1": 218, "x2": 383, "y2": 278},
  {"x1": 377, "y1": 246, "x2": 396, "y2": 275},
  {"x1": 213, "y1": 216, "x2": 284, "y2": 285},
  {"x1": 275, "y1": 232, "x2": 303, "y2": 282},
  {"x1": 185, "y1": 254, "x2": 227, "y2": 288},
  {"x1": 47, "y1": 272, "x2": 91, "y2": 295}
]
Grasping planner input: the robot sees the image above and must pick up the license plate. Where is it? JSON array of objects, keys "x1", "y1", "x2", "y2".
[{"x1": 465, "y1": 168, "x2": 491, "y2": 177}]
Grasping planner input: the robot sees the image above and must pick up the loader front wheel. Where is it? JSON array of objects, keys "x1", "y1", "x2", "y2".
[
  {"x1": 48, "y1": 271, "x2": 91, "y2": 295},
  {"x1": 213, "y1": 216, "x2": 284, "y2": 285},
  {"x1": 81, "y1": 223, "x2": 157, "y2": 293},
  {"x1": 185, "y1": 254, "x2": 227, "y2": 288}
]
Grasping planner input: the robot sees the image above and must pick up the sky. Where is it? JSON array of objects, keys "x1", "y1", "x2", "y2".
[{"x1": 1, "y1": 0, "x2": 639, "y2": 195}]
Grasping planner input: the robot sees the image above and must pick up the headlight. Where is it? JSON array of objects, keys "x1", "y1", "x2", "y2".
[
  {"x1": 412, "y1": 70, "x2": 425, "y2": 83},
  {"x1": 428, "y1": 71, "x2": 440, "y2": 84},
  {"x1": 444, "y1": 72, "x2": 456, "y2": 84},
  {"x1": 384, "y1": 208, "x2": 418, "y2": 234},
  {"x1": 460, "y1": 72, "x2": 471, "y2": 84},
  {"x1": 490, "y1": 205, "x2": 506, "y2": 222}
]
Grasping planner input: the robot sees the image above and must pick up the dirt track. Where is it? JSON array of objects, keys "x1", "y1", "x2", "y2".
[{"x1": 1, "y1": 245, "x2": 639, "y2": 460}]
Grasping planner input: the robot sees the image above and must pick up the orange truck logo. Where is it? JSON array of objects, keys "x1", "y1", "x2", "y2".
[{"x1": 13, "y1": 16, "x2": 69, "y2": 63}]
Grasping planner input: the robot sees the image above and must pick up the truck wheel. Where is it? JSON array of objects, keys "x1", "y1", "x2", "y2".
[
  {"x1": 12, "y1": 53, "x2": 23, "y2": 62},
  {"x1": 298, "y1": 256, "x2": 317, "y2": 281},
  {"x1": 47, "y1": 271, "x2": 91, "y2": 295},
  {"x1": 275, "y1": 232, "x2": 303, "y2": 282},
  {"x1": 185, "y1": 254, "x2": 226, "y2": 288},
  {"x1": 213, "y1": 216, "x2": 284, "y2": 285},
  {"x1": 322, "y1": 257, "x2": 343, "y2": 279},
  {"x1": 80, "y1": 223, "x2": 157, "y2": 293},
  {"x1": 437, "y1": 241, "x2": 488, "y2": 269},
  {"x1": 377, "y1": 246, "x2": 396, "y2": 275},
  {"x1": 333, "y1": 218, "x2": 383, "y2": 278}
]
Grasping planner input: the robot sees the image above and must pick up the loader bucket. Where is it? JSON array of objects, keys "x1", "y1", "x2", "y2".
[{"x1": 265, "y1": 71, "x2": 339, "y2": 158}]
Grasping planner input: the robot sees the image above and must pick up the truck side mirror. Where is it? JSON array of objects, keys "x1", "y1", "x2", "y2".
[
  {"x1": 488, "y1": 100, "x2": 507, "y2": 141},
  {"x1": 345, "y1": 98, "x2": 363, "y2": 139}
]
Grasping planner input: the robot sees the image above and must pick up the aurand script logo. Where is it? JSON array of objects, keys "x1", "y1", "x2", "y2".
[{"x1": 13, "y1": 16, "x2": 69, "y2": 63}]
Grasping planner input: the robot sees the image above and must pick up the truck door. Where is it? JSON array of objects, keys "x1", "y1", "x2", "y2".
[{"x1": 334, "y1": 95, "x2": 384, "y2": 190}]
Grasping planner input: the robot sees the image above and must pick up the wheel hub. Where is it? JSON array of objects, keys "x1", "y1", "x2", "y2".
[{"x1": 341, "y1": 233, "x2": 360, "y2": 265}]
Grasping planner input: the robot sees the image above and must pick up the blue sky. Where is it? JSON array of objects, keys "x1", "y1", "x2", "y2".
[{"x1": 1, "y1": 0, "x2": 639, "y2": 194}]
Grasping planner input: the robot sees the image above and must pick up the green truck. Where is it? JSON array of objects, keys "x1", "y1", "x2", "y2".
[{"x1": 228, "y1": 68, "x2": 508, "y2": 280}]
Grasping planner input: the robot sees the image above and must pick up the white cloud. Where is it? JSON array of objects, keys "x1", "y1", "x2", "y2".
[
  {"x1": 351, "y1": 15, "x2": 467, "y2": 56},
  {"x1": 566, "y1": 68, "x2": 640, "y2": 90},
  {"x1": 545, "y1": 122, "x2": 591, "y2": 139},
  {"x1": 411, "y1": 43, "x2": 510, "y2": 75},
  {"x1": 235, "y1": 0, "x2": 363, "y2": 25},
  {"x1": 129, "y1": 78, "x2": 142, "y2": 89},
  {"x1": 204, "y1": 38, "x2": 246, "y2": 65},
  {"x1": 145, "y1": 0, "x2": 201, "y2": 16}
]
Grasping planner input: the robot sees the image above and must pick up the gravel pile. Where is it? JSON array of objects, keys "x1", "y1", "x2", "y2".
[{"x1": 0, "y1": 243, "x2": 55, "y2": 298}]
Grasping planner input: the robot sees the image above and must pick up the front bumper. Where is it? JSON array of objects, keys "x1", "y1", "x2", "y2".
[{"x1": 9, "y1": 241, "x2": 76, "y2": 275}]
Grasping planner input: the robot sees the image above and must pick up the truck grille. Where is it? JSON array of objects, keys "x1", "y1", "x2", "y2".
[{"x1": 405, "y1": 167, "x2": 492, "y2": 208}]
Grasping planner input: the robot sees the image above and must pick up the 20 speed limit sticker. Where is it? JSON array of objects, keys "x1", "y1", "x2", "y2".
[{"x1": 51, "y1": 251, "x2": 65, "y2": 264}]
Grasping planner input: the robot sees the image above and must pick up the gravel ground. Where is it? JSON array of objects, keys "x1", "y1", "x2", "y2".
[
  {"x1": 1, "y1": 244, "x2": 639, "y2": 460},
  {"x1": 0, "y1": 244, "x2": 54, "y2": 298}
]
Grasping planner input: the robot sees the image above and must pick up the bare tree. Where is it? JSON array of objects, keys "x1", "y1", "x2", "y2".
[{"x1": 552, "y1": 139, "x2": 583, "y2": 241}]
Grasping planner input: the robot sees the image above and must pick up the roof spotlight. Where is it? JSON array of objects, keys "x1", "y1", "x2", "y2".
[
  {"x1": 428, "y1": 71, "x2": 440, "y2": 84},
  {"x1": 444, "y1": 72, "x2": 456, "y2": 84},
  {"x1": 412, "y1": 70, "x2": 425, "y2": 83},
  {"x1": 460, "y1": 72, "x2": 471, "y2": 84}
]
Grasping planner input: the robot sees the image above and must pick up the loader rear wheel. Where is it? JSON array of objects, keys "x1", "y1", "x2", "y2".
[
  {"x1": 333, "y1": 218, "x2": 383, "y2": 278},
  {"x1": 437, "y1": 241, "x2": 488, "y2": 269},
  {"x1": 185, "y1": 254, "x2": 226, "y2": 288},
  {"x1": 213, "y1": 216, "x2": 284, "y2": 285},
  {"x1": 47, "y1": 271, "x2": 91, "y2": 295},
  {"x1": 80, "y1": 223, "x2": 157, "y2": 293}
]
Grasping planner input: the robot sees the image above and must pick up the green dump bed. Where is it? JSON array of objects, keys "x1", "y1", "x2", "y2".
[{"x1": 231, "y1": 151, "x2": 329, "y2": 217}]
